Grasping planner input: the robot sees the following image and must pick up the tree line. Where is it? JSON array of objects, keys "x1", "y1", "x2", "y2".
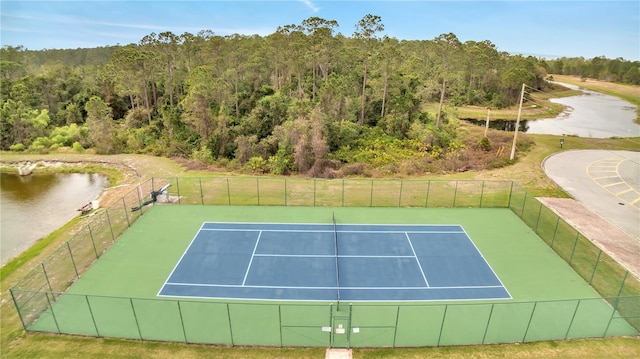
[{"x1": 1, "y1": 14, "x2": 637, "y2": 175}]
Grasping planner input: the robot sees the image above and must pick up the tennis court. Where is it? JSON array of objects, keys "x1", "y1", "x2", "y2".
[
  {"x1": 158, "y1": 222, "x2": 510, "y2": 301},
  {"x1": 11, "y1": 177, "x2": 639, "y2": 347}
]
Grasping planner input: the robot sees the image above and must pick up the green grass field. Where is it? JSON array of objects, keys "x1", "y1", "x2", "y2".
[{"x1": 21, "y1": 205, "x2": 637, "y2": 348}]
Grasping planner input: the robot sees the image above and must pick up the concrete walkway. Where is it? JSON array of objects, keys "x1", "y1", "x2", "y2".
[{"x1": 542, "y1": 150, "x2": 639, "y2": 278}]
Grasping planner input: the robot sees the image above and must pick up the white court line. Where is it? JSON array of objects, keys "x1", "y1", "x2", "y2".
[
  {"x1": 201, "y1": 228, "x2": 464, "y2": 234},
  {"x1": 405, "y1": 232, "x2": 430, "y2": 287},
  {"x1": 242, "y1": 230, "x2": 263, "y2": 286},
  {"x1": 253, "y1": 254, "x2": 416, "y2": 258},
  {"x1": 460, "y1": 227, "x2": 513, "y2": 299},
  {"x1": 163, "y1": 282, "x2": 505, "y2": 290},
  {"x1": 156, "y1": 222, "x2": 206, "y2": 297}
]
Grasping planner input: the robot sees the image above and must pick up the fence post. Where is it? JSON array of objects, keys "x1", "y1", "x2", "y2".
[
  {"x1": 452, "y1": 180, "x2": 459, "y2": 207},
  {"x1": 284, "y1": 178, "x2": 287, "y2": 206},
  {"x1": 42, "y1": 263, "x2": 54, "y2": 292},
  {"x1": 9, "y1": 289, "x2": 27, "y2": 330},
  {"x1": 534, "y1": 202, "x2": 543, "y2": 233},
  {"x1": 479, "y1": 181, "x2": 485, "y2": 208},
  {"x1": 482, "y1": 303, "x2": 495, "y2": 344},
  {"x1": 136, "y1": 186, "x2": 143, "y2": 214},
  {"x1": 45, "y1": 292, "x2": 61, "y2": 334},
  {"x1": 177, "y1": 301, "x2": 188, "y2": 343},
  {"x1": 130, "y1": 299, "x2": 143, "y2": 340},
  {"x1": 226, "y1": 178, "x2": 231, "y2": 205},
  {"x1": 613, "y1": 271, "x2": 629, "y2": 309},
  {"x1": 392, "y1": 306, "x2": 400, "y2": 347},
  {"x1": 520, "y1": 192, "x2": 528, "y2": 218},
  {"x1": 564, "y1": 300, "x2": 581, "y2": 339},
  {"x1": 66, "y1": 241, "x2": 79, "y2": 278},
  {"x1": 257, "y1": 177, "x2": 260, "y2": 206},
  {"x1": 87, "y1": 223, "x2": 99, "y2": 258},
  {"x1": 278, "y1": 305, "x2": 283, "y2": 347},
  {"x1": 313, "y1": 179, "x2": 317, "y2": 207},
  {"x1": 176, "y1": 178, "x2": 181, "y2": 205},
  {"x1": 437, "y1": 305, "x2": 448, "y2": 346},
  {"x1": 507, "y1": 181, "x2": 514, "y2": 208},
  {"x1": 398, "y1": 180, "x2": 403, "y2": 207},
  {"x1": 85, "y1": 295, "x2": 101, "y2": 337},
  {"x1": 589, "y1": 250, "x2": 603, "y2": 285},
  {"x1": 425, "y1": 180, "x2": 431, "y2": 208},
  {"x1": 568, "y1": 232, "x2": 581, "y2": 265},
  {"x1": 199, "y1": 178, "x2": 204, "y2": 205},
  {"x1": 342, "y1": 179, "x2": 345, "y2": 207},
  {"x1": 227, "y1": 303, "x2": 234, "y2": 346},
  {"x1": 122, "y1": 198, "x2": 130, "y2": 227},
  {"x1": 369, "y1": 180, "x2": 373, "y2": 207},
  {"x1": 522, "y1": 302, "x2": 537, "y2": 342},
  {"x1": 105, "y1": 209, "x2": 115, "y2": 243},
  {"x1": 550, "y1": 216, "x2": 560, "y2": 248}
]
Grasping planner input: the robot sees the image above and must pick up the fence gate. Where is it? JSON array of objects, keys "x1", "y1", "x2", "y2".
[{"x1": 330, "y1": 304, "x2": 352, "y2": 348}]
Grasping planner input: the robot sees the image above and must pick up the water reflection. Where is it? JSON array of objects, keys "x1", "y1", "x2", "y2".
[
  {"x1": 0, "y1": 172, "x2": 108, "y2": 266},
  {"x1": 463, "y1": 82, "x2": 639, "y2": 138}
]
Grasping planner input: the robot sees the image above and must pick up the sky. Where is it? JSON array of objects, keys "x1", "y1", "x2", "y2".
[{"x1": 1, "y1": 0, "x2": 638, "y2": 60}]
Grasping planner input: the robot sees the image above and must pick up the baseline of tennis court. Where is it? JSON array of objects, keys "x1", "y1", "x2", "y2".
[{"x1": 158, "y1": 222, "x2": 511, "y2": 301}]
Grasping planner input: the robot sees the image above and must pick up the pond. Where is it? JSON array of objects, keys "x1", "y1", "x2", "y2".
[
  {"x1": 0, "y1": 172, "x2": 108, "y2": 266},
  {"x1": 464, "y1": 82, "x2": 639, "y2": 138}
]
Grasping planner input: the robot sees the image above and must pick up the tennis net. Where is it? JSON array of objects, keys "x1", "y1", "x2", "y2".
[{"x1": 333, "y1": 211, "x2": 340, "y2": 303}]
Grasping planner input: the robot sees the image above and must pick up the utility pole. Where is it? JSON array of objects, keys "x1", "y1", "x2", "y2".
[
  {"x1": 509, "y1": 83, "x2": 526, "y2": 161},
  {"x1": 484, "y1": 108, "x2": 491, "y2": 137}
]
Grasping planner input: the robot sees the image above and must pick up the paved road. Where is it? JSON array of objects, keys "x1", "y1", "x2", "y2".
[{"x1": 543, "y1": 150, "x2": 639, "y2": 239}]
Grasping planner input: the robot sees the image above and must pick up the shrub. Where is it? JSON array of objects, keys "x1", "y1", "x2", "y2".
[
  {"x1": 477, "y1": 136, "x2": 492, "y2": 151},
  {"x1": 9, "y1": 143, "x2": 25, "y2": 151}
]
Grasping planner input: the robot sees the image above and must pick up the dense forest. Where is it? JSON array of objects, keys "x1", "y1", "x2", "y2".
[{"x1": 1, "y1": 15, "x2": 638, "y2": 176}]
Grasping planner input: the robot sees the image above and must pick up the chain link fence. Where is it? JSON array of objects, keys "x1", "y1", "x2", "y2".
[{"x1": 10, "y1": 177, "x2": 639, "y2": 347}]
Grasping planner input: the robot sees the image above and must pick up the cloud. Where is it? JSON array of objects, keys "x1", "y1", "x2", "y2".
[{"x1": 298, "y1": 0, "x2": 320, "y2": 12}]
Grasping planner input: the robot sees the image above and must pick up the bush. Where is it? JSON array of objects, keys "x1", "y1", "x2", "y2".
[
  {"x1": 72, "y1": 142, "x2": 84, "y2": 153},
  {"x1": 9, "y1": 143, "x2": 25, "y2": 151},
  {"x1": 477, "y1": 136, "x2": 492, "y2": 151},
  {"x1": 245, "y1": 157, "x2": 268, "y2": 174}
]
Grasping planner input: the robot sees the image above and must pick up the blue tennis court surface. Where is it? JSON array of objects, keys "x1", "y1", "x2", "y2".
[{"x1": 158, "y1": 223, "x2": 511, "y2": 301}]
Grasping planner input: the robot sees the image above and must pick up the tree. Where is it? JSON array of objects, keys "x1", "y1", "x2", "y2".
[
  {"x1": 432, "y1": 33, "x2": 463, "y2": 128},
  {"x1": 354, "y1": 14, "x2": 384, "y2": 125},
  {"x1": 301, "y1": 17, "x2": 339, "y2": 100},
  {"x1": 85, "y1": 96, "x2": 113, "y2": 153}
]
